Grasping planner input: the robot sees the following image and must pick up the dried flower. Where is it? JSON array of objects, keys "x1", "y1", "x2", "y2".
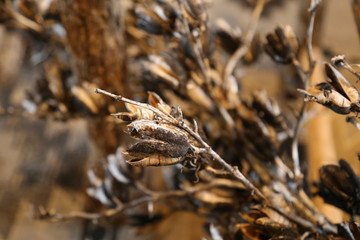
[{"x1": 298, "y1": 63, "x2": 360, "y2": 115}]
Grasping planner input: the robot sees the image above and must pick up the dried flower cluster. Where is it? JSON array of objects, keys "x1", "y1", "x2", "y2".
[
  {"x1": 1, "y1": 0, "x2": 360, "y2": 239},
  {"x1": 299, "y1": 63, "x2": 360, "y2": 115}
]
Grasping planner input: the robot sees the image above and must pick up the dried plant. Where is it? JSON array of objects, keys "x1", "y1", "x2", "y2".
[{"x1": 2, "y1": 0, "x2": 360, "y2": 239}]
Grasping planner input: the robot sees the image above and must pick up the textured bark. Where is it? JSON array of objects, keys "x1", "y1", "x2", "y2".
[
  {"x1": 59, "y1": 0, "x2": 125, "y2": 93},
  {"x1": 352, "y1": 0, "x2": 360, "y2": 41},
  {"x1": 59, "y1": 0, "x2": 126, "y2": 154}
]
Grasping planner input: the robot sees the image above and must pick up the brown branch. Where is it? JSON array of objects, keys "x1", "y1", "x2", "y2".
[{"x1": 95, "y1": 88, "x2": 267, "y2": 203}]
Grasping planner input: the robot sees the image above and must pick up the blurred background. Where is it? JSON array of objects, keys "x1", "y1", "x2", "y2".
[{"x1": 0, "y1": 0, "x2": 360, "y2": 239}]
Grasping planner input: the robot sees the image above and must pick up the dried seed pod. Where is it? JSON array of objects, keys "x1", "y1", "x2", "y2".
[
  {"x1": 144, "y1": 54, "x2": 185, "y2": 88},
  {"x1": 215, "y1": 18, "x2": 242, "y2": 53},
  {"x1": 236, "y1": 206, "x2": 299, "y2": 239},
  {"x1": 128, "y1": 120, "x2": 189, "y2": 145},
  {"x1": 182, "y1": 0, "x2": 207, "y2": 29},
  {"x1": 243, "y1": 32, "x2": 261, "y2": 64},
  {"x1": 325, "y1": 63, "x2": 360, "y2": 112},
  {"x1": 106, "y1": 147, "x2": 142, "y2": 183},
  {"x1": 298, "y1": 86, "x2": 352, "y2": 115},
  {"x1": 186, "y1": 81, "x2": 214, "y2": 111},
  {"x1": 318, "y1": 159, "x2": 360, "y2": 217},
  {"x1": 251, "y1": 90, "x2": 288, "y2": 132},
  {"x1": 127, "y1": 139, "x2": 188, "y2": 158},
  {"x1": 331, "y1": 55, "x2": 360, "y2": 82},
  {"x1": 126, "y1": 154, "x2": 183, "y2": 167},
  {"x1": 112, "y1": 102, "x2": 155, "y2": 122},
  {"x1": 298, "y1": 63, "x2": 360, "y2": 115},
  {"x1": 86, "y1": 169, "x2": 116, "y2": 207},
  {"x1": 346, "y1": 116, "x2": 360, "y2": 130},
  {"x1": 134, "y1": 1, "x2": 177, "y2": 35},
  {"x1": 125, "y1": 120, "x2": 191, "y2": 166},
  {"x1": 264, "y1": 25, "x2": 299, "y2": 64},
  {"x1": 70, "y1": 85, "x2": 99, "y2": 114},
  {"x1": 193, "y1": 179, "x2": 248, "y2": 207},
  {"x1": 18, "y1": 0, "x2": 42, "y2": 23},
  {"x1": 148, "y1": 91, "x2": 172, "y2": 115}
]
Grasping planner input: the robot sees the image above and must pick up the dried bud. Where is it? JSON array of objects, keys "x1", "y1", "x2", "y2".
[
  {"x1": 264, "y1": 25, "x2": 298, "y2": 64},
  {"x1": 318, "y1": 159, "x2": 360, "y2": 216}
]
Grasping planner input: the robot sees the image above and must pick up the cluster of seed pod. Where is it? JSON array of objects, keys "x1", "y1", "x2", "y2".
[
  {"x1": 4, "y1": 0, "x2": 360, "y2": 239},
  {"x1": 112, "y1": 92, "x2": 195, "y2": 167}
]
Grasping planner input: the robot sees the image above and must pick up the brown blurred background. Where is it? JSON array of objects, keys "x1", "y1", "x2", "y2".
[{"x1": 0, "y1": 0, "x2": 360, "y2": 239}]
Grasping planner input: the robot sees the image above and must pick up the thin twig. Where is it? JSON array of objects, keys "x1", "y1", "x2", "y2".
[
  {"x1": 95, "y1": 88, "x2": 267, "y2": 203},
  {"x1": 223, "y1": 0, "x2": 266, "y2": 82},
  {"x1": 291, "y1": 0, "x2": 321, "y2": 179},
  {"x1": 305, "y1": 0, "x2": 320, "y2": 85}
]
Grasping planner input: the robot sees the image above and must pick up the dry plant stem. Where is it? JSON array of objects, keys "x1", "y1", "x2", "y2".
[
  {"x1": 306, "y1": 0, "x2": 320, "y2": 80},
  {"x1": 95, "y1": 88, "x2": 267, "y2": 203},
  {"x1": 291, "y1": 0, "x2": 320, "y2": 179},
  {"x1": 223, "y1": 0, "x2": 265, "y2": 82},
  {"x1": 37, "y1": 180, "x2": 248, "y2": 222}
]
